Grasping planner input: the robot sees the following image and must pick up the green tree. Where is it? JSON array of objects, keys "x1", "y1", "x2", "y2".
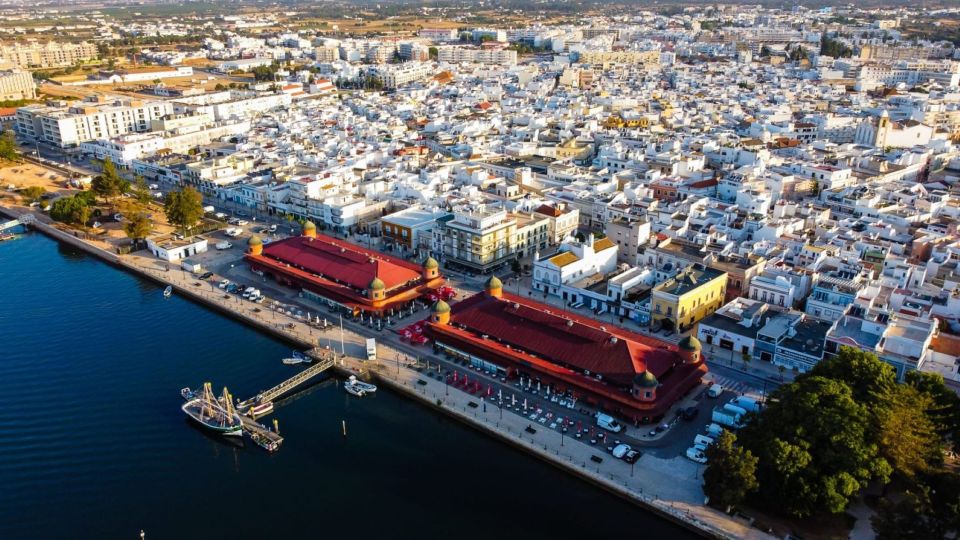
[
  {"x1": 0, "y1": 130, "x2": 20, "y2": 162},
  {"x1": 21, "y1": 186, "x2": 46, "y2": 205},
  {"x1": 123, "y1": 211, "x2": 152, "y2": 241},
  {"x1": 740, "y1": 375, "x2": 892, "y2": 517},
  {"x1": 806, "y1": 347, "x2": 897, "y2": 405},
  {"x1": 876, "y1": 385, "x2": 943, "y2": 482},
  {"x1": 49, "y1": 195, "x2": 91, "y2": 226},
  {"x1": 164, "y1": 187, "x2": 204, "y2": 235},
  {"x1": 91, "y1": 157, "x2": 127, "y2": 202},
  {"x1": 905, "y1": 370, "x2": 960, "y2": 448},
  {"x1": 130, "y1": 175, "x2": 152, "y2": 206},
  {"x1": 703, "y1": 431, "x2": 758, "y2": 512},
  {"x1": 873, "y1": 471, "x2": 960, "y2": 540}
]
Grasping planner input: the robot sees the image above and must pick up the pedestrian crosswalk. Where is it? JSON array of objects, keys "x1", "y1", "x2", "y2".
[{"x1": 703, "y1": 373, "x2": 763, "y2": 400}]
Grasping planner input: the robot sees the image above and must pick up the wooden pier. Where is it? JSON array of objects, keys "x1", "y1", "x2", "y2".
[{"x1": 237, "y1": 348, "x2": 338, "y2": 411}]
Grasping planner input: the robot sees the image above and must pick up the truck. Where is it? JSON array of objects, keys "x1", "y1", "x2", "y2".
[
  {"x1": 365, "y1": 338, "x2": 377, "y2": 361},
  {"x1": 215, "y1": 241, "x2": 233, "y2": 250},
  {"x1": 711, "y1": 406, "x2": 743, "y2": 429},
  {"x1": 729, "y1": 396, "x2": 761, "y2": 413},
  {"x1": 595, "y1": 412, "x2": 624, "y2": 433},
  {"x1": 705, "y1": 423, "x2": 725, "y2": 438}
]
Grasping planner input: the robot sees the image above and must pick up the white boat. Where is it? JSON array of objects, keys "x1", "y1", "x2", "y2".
[
  {"x1": 348, "y1": 375, "x2": 377, "y2": 394},
  {"x1": 344, "y1": 380, "x2": 366, "y2": 397},
  {"x1": 282, "y1": 357, "x2": 306, "y2": 365},
  {"x1": 250, "y1": 401, "x2": 274, "y2": 417},
  {"x1": 163, "y1": 285, "x2": 173, "y2": 298}
]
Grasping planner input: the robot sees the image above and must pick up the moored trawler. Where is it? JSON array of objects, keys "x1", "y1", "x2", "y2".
[{"x1": 181, "y1": 383, "x2": 243, "y2": 436}]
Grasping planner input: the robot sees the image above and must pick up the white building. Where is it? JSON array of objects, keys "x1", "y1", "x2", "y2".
[
  {"x1": 368, "y1": 62, "x2": 433, "y2": 89},
  {"x1": 0, "y1": 70, "x2": 36, "y2": 101},
  {"x1": 146, "y1": 235, "x2": 208, "y2": 262},
  {"x1": 437, "y1": 46, "x2": 517, "y2": 66},
  {"x1": 532, "y1": 234, "x2": 618, "y2": 297},
  {"x1": 15, "y1": 98, "x2": 174, "y2": 149}
]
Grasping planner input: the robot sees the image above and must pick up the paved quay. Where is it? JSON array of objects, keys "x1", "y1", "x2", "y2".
[{"x1": 1, "y1": 204, "x2": 774, "y2": 540}]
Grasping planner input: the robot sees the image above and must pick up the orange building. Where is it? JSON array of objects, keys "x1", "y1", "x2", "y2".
[
  {"x1": 426, "y1": 277, "x2": 707, "y2": 424},
  {"x1": 246, "y1": 221, "x2": 444, "y2": 316}
]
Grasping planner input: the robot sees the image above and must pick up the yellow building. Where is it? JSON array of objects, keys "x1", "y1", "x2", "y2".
[{"x1": 651, "y1": 265, "x2": 728, "y2": 331}]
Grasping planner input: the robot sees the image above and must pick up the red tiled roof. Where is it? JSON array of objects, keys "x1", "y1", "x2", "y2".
[
  {"x1": 534, "y1": 204, "x2": 562, "y2": 217},
  {"x1": 444, "y1": 292, "x2": 680, "y2": 386},
  {"x1": 260, "y1": 234, "x2": 421, "y2": 291}
]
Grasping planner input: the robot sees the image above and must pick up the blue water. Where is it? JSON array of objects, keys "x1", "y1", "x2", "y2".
[{"x1": 0, "y1": 233, "x2": 697, "y2": 539}]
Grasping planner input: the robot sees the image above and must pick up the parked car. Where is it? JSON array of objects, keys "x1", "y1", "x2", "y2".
[
  {"x1": 685, "y1": 447, "x2": 708, "y2": 464},
  {"x1": 707, "y1": 383, "x2": 723, "y2": 398},
  {"x1": 199, "y1": 271, "x2": 214, "y2": 280},
  {"x1": 611, "y1": 443, "x2": 631, "y2": 459},
  {"x1": 235, "y1": 219, "x2": 249, "y2": 226},
  {"x1": 680, "y1": 406, "x2": 700, "y2": 421},
  {"x1": 623, "y1": 449, "x2": 642, "y2": 464},
  {"x1": 218, "y1": 279, "x2": 230, "y2": 289}
]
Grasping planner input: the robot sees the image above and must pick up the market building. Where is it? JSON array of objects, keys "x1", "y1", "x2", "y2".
[
  {"x1": 245, "y1": 222, "x2": 445, "y2": 317},
  {"x1": 426, "y1": 277, "x2": 708, "y2": 424}
]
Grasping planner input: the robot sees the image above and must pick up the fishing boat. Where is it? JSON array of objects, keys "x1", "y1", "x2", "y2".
[
  {"x1": 281, "y1": 357, "x2": 305, "y2": 365},
  {"x1": 181, "y1": 383, "x2": 243, "y2": 437},
  {"x1": 348, "y1": 375, "x2": 377, "y2": 394},
  {"x1": 163, "y1": 285, "x2": 173, "y2": 298},
  {"x1": 250, "y1": 401, "x2": 274, "y2": 417},
  {"x1": 344, "y1": 380, "x2": 366, "y2": 397}
]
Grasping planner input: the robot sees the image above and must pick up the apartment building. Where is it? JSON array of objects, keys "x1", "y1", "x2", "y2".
[
  {"x1": 532, "y1": 203, "x2": 579, "y2": 245},
  {"x1": 605, "y1": 217, "x2": 651, "y2": 266},
  {"x1": 0, "y1": 70, "x2": 35, "y2": 101},
  {"x1": 0, "y1": 41, "x2": 98, "y2": 69},
  {"x1": 576, "y1": 50, "x2": 659, "y2": 65},
  {"x1": 418, "y1": 28, "x2": 458, "y2": 42},
  {"x1": 15, "y1": 97, "x2": 174, "y2": 148},
  {"x1": 437, "y1": 46, "x2": 517, "y2": 66},
  {"x1": 651, "y1": 265, "x2": 728, "y2": 332},
  {"x1": 434, "y1": 206, "x2": 548, "y2": 273},
  {"x1": 367, "y1": 62, "x2": 433, "y2": 89}
]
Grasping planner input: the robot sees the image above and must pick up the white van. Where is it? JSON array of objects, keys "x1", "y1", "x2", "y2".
[
  {"x1": 694, "y1": 434, "x2": 715, "y2": 448},
  {"x1": 595, "y1": 412, "x2": 623, "y2": 433},
  {"x1": 707, "y1": 383, "x2": 723, "y2": 398}
]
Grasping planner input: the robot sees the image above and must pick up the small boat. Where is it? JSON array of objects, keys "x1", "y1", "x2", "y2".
[
  {"x1": 180, "y1": 387, "x2": 197, "y2": 401},
  {"x1": 163, "y1": 285, "x2": 173, "y2": 298},
  {"x1": 250, "y1": 401, "x2": 274, "y2": 417},
  {"x1": 281, "y1": 351, "x2": 311, "y2": 365},
  {"x1": 282, "y1": 357, "x2": 306, "y2": 365},
  {"x1": 344, "y1": 380, "x2": 366, "y2": 397},
  {"x1": 348, "y1": 375, "x2": 377, "y2": 394}
]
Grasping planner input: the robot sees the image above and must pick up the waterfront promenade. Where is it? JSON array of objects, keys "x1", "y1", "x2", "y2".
[{"x1": 0, "y1": 203, "x2": 774, "y2": 540}]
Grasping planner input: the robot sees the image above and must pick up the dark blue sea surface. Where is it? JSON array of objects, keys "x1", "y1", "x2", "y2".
[{"x1": 0, "y1": 233, "x2": 698, "y2": 539}]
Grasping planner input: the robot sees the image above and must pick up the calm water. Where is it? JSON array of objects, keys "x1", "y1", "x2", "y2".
[{"x1": 0, "y1": 233, "x2": 697, "y2": 540}]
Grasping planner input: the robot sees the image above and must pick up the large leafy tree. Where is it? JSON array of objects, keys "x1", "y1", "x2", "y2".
[
  {"x1": 164, "y1": 187, "x2": 203, "y2": 235},
  {"x1": 91, "y1": 157, "x2": 129, "y2": 202},
  {"x1": 130, "y1": 175, "x2": 152, "y2": 206},
  {"x1": 0, "y1": 130, "x2": 19, "y2": 162},
  {"x1": 123, "y1": 212, "x2": 152, "y2": 241},
  {"x1": 49, "y1": 195, "x2": 91, "y2": 226},
  {"x1": 808, "y1": 346, "x2": 897, "y2": 405},
  {"x1": 873, "y1": 471, "x2": 960, "y2": 540},
  {"x1": 740, "y1": 375, "x2": 891, "y2": 517},
  {"x1": 703, "y1": 431, "x2": 758, "y2": 512}
]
